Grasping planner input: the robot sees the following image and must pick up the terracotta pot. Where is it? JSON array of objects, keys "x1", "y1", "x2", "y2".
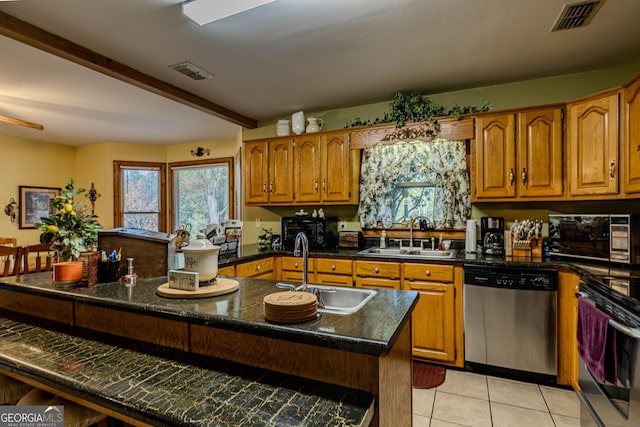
[{"x1": 52, "y1": 261, "x2": 83, "y2": 283}]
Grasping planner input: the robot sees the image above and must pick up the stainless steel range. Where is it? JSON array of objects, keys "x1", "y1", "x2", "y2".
[{"x1": 463, "y1": 264, "x2": 558, "y2": 380}]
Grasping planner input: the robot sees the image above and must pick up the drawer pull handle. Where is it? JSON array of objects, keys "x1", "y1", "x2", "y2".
[
  {"x1": 374, "y1": 267, "x2": 379, "y2": 274},
  {"x1": 256, "y1": 265, "x2": 261, "y2": 271},
  {"x1": 509, "y1": 168, "x2": 514, "y2": 186},
  {"x1": 294, "y1": 262, "x2": 299, "y2": 268},
  {"x1": 331, "y1": 264, "x2": 336, "y2": 271},
  {"x1": 425, "y1": 270, "x2": 431, "y2": 276},
  {"x1": 610, "y1": 160, "x2": 616, "y2": 181}
]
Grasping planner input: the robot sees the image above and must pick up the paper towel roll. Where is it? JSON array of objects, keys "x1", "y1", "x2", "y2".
[{"x1": 465, "y1": 219, "x2": 477, "y2": 253}]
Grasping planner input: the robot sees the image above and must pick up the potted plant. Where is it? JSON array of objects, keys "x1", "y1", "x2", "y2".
[{"x1": 37, "y1": 178, "x2": 102, "y2": 282}]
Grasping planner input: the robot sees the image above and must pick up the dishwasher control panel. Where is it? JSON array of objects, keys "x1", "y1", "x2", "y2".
[{"x1": 464, "y1": 265, "x2": 558, "y2": 290}]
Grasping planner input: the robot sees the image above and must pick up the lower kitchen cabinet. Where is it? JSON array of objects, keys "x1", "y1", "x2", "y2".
[
  {"x1": 402, "y1": 263, "x2": 462, "y2": 366},
  {"x1": 314, "y1": 258, "x2": 353, "y2": 287},
  {"x1": 235, "y1": 257, "x2": 275, "y2": 279},
  {"x1": 557, "y1": 269, "x2": 580, "y2": 388},
  {"x1": 280, "y1": 255, "x2": 309, "y2": 282},
  {"x1": 354, "y1": 260, "x2": 401, "y2": 289}
]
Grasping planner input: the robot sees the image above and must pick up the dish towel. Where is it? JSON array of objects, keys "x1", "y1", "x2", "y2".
[{"x1": 577, "y1": 297, "x2": 617, "y2": 384}]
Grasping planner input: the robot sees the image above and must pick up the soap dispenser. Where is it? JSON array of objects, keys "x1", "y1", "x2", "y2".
[{"x1": 380, "y1": 230, "x2": 387, "y2": 249}]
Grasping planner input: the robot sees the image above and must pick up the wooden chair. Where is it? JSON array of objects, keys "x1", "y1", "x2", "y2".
[
  {"x1": 0, "y1": 237, "x2": 17, "y2": 247},
  {"x1": 0, "y1": 246, "x2": 23, "y2": 277},
  {"x1": 23, "y1": 243, "x2": 53, "y2": 273}
]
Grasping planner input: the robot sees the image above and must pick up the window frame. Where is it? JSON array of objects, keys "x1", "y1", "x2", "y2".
[
  {"x1": 168, "y1": 157, "x2": 235, "y2": 234},
  {"x1": 113, "y1": 161, "x2": 167, "y2": 232}
]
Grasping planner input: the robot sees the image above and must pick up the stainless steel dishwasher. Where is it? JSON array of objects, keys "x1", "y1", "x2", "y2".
[{"x1": 463, "y1": 264, "x2": 558, "y2": 378}]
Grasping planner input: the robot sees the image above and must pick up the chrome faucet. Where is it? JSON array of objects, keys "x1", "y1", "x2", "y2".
[
  {"x1": 294, "y1": 231, "x2": 309, "y2": 292},
  {"x1": 409, "y1": 216, "x2": 430, "y2": 253}
]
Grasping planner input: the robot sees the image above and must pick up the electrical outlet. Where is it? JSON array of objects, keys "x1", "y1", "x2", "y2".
[{"x1": 256, "y1": 218, "x2": 261, "y2": 228}]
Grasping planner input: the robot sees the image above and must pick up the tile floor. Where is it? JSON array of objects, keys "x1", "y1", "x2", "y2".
[{"x1": 413, "y1": 369, "x2": 581, "y2": 427}]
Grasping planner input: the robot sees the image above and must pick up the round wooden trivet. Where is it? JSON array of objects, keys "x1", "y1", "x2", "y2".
[
  {"x1": 156, "y1": 278, "x2": 239, "y2": 299},
  {"x1": 263, "y1": 291, "x2": 318, "y2": 324}
]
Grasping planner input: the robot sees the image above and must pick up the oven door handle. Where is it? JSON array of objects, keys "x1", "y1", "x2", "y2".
[{"x1": 609, "y1": 319, "x2": 640, "y2": 339}]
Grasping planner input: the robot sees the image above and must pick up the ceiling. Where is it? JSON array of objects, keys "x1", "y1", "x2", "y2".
[{"x1": 0, "y1": 0, "x2": 639, "y2": 146}]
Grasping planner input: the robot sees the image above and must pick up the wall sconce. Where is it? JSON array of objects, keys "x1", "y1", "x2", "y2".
[
  {"x1": 4, "y1": 198, "x2": 18, "y2": 223},
  {"x1": 191, "y1": 147, "x2": 210, "y2": 157}
]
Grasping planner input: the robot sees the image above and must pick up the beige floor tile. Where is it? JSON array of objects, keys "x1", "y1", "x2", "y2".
[
  {"x1": 551, "y1": 413, "x2": 581, "y2": 427},
  {"x1": 540, "y1": 385, "x2": 580, "y2": 418},
  {"x1": 412, "y1": 413, "x2": 431, "y2": 427},
  {"x1": 430, "y1": 419, "x2": 471, "y2": 427},
  {"x1": 432, "y1": 391, "x2": 492, "y2": 427},
  {"x1": 413, "y1": 387, "x2": 435, "y2": 417},
  {"x1": 487, "y1": 377, "x2": 548, "y2": 411},
  {"x1": 436, "y1": 370, "x2": 489, "y2": 400},
  {"x1": 491, "y1": 402, "x2": 555, "y2": 427}
]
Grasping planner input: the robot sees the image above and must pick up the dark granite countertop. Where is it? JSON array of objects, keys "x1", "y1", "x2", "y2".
[
  {"x1": 0, "y1": 273, "x2": 418, "y2": 357},
  {"x1": 0, "y1": 316, "x2": 374, "y2": 427}
]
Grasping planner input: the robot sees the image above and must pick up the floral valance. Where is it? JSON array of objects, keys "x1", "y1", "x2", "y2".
[{"x1": 358, "y1": 138, "x2": 471, "y2": 229}]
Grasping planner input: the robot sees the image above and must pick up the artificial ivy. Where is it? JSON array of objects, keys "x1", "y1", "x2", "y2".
[{"x1": 344, "y1": 91, "x2": 492, "y2": 132}]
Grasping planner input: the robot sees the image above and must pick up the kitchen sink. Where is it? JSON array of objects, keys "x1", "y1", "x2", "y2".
[
  {"x1": 358, "y1": 247, "x2": 456, "y2": 259},
  {"x1": 276, "y1": 283, "x2": 377, "y2": 315}
]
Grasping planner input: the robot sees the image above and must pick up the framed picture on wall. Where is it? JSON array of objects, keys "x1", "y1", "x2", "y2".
[{"x1": 18, "y1": 186, "x2": 60, "y2": 229}]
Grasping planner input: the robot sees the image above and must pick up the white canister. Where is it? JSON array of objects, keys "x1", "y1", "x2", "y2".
[
  {"x1": 292, "y1": 111, "x2": 305, "y2": 135},
  {"x1": 276, "y1": 120, "x2": 290, "y2": 136},
  {"x1": 181, "y1": 233, "x2": 220, "y2": 282},
  {"x1": 465, "y1": 219, "x2": 477, "y2": 253}
]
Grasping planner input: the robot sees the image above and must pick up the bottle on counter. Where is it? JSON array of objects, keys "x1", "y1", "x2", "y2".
[{"x1": 380, "y1": 230, "x2": 387, "y2": 248}]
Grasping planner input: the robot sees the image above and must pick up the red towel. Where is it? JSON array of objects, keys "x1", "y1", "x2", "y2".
[{"x1": 577, "y1": 297, "x2": 617, "y2": 384}]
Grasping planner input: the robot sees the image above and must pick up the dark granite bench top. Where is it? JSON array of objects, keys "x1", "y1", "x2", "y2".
[{"x1": 0, "y1": 316, "x2": 374, "y2": 427}]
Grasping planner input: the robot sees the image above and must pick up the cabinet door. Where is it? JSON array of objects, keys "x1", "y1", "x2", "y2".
[
  {"x1": 321, "y1": 132, "x2": 351, "y2": 202},
  {"x1": 623, "y1": 76, "x2": 640, "y2": 195},
  {"x1": 568, "y1": 93, "x2": 619, "y2": 197},
  {"x1": 407, "y1": 281, "x2": 456, "y2": 362},
  {"x1": 517, "y1": 108, "x2": 564, "y2": 198},
  {"x1": 473, "y1": 114, "x2": 516, "y2": 199},
  {"x1": 355, "y1": 277, "x2": 400, "y2": 290},
  {"x1": 294, "y1": 136, "x2": 322, "y2": 203},
  {"x1": 269, "y1": 139, "x2": 295, "y2": 203},
  {"x1": 244, "y1": 140, "x2": 269, "y2": 204},
  {"x1": 557, "y1": 270, "x2": 580, "y2": 388}
]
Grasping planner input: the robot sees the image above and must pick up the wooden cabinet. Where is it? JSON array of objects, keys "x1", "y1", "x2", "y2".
[
  {"x1": 557, "y1": 270, "x2": 580, "y2": 388},
  {"x1": 473, "y1": 108, "x2": 563, "y2": 201},
  {"x1": 315, "y1": 258, "x2": 353, "y2": 287},
  {"x1": 217, "y1": 265, "x2": 235, "y2": 276},
  {"x1": 235, "y1": 257, "x2": 274, "y2": 279},
  {"x1": 280, "y1": 255, "x2": 310, "y2": 282},
  {"x1": 244, "y1": 131, "x2": 358, "y2": 206},
  {"x1": 402, "y1": 263, "x2": 460, "y2": 364},
  {"x1": 473, "y1": 113, "x2": 516, "y2": 199},
  {"x1": 244, "y1": 138, "x2": 294, "y2": 205},
  {"x1": 567, "y1": 91, "x2": 620, "y2": 197},
  {"x1": 623, "y1": 73, "x2": 640, "y2": 195},
  {"x1": 354, "y1": 260, "x2": 400, "y2": 289}
]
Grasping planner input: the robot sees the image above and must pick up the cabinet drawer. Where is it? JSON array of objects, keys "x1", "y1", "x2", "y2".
[
  {"x1": 281, "y1": 270, "x2": 303, "y2": 282},
  {"x1": 235, "y1": 258, "x2": 274, "y2": 277},
  {"x1": 281, "y1": 256, "x2": 310, "y2": 272},
  {"x1": 217, "y1": 265, "x2": 235, "y2": 276},
  {"x1": 315, "y1": 273, "x2": 353, "y2": 287},
  {"x1": 315, "y1": 258, "x2": 352, "y2": 275},
  {"x1": 355, "y1": 260, "x2": 400, "y2": 279},
  {"x1": 403, "y1": 263, "x2": 454, "y2": 283},
  {"x1": 355, "y1": 277, "x2": 400, "y2": 290}
]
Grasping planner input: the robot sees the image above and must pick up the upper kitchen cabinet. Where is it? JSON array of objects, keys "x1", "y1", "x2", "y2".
[
  {"x1": 472, "y1": 113, "x2": 516, "y2": 199},
  {"x1": 622, "y1": 72, "x2": 640, "y2": 196},
  {"x1": 295, "y1": 131, "x2": 354, "y2": 204},
  {"x1": 244, "y1": 130, "x2": 359, "y2": 206},
  {"x1": 244, "y1": 137, "x2": 294, "y2": 205},
  {"x1": 472, "y1": 107, "x2": 564, "y2": 201},
  {"x1": 567, "y1": 90, "x2": 620, "y2": 198}
]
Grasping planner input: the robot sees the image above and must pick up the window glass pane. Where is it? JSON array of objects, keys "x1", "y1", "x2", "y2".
[
  {"x1": 123, "y1": 213, "x2": 159, "y2": 231},
  {"x1": 174, "y1": 164, "x2": 230, "y2": 234},
  {"x1": 123, "y1": 169, "x2": 159, "y2": 212},
  {"x1": 391, "y1": 184, "x2": 437, "y2": 224}
]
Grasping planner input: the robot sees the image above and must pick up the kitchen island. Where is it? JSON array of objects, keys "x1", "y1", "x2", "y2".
[{"x1": 0, "y1": 273, "x2": 418, "y2": 426}]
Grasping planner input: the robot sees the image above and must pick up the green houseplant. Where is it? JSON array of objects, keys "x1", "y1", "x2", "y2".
[{"x1": 37, "y1": 178, "x2": 103, "y2": 262}]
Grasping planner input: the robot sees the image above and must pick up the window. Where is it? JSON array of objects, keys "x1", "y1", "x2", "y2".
[
  {"x1": 169, "y1": 158, "x2": 234, "y2": 235},
  {"x1": 114, "y1": 161, "x2": 166, "y2": 232},
  {"x1": 391, "y1": 181, "x2": 438, "y2": 225}
]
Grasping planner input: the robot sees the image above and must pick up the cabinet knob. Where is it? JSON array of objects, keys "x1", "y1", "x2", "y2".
[
  {"x1": 294, "y1": 262, "x2": 299, "y2": 268},
  {"x1": 331, "y1": 264, "x2": 336, "y2": 271},
  {"x1": 256, "y1": 265, "x2": 261, "y2": 271},
  {"x1": 374, "y1": 267, "x2": 380, "y2": 274},
  {"x1": 425, "y1": 270, "x2": 431, "y2": 277}
]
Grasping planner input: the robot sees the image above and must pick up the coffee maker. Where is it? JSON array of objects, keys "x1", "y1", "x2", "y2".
[{"x1": 481, "y1": 217, "x2": 505, "y2": 255}]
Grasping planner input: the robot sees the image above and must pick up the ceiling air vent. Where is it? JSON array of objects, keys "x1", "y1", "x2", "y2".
[
  {"x1": 551, "y1": 0, "x2": 605, "y2": 31},
  {"x1": 169, "y1": 62, "x2": 213, "y2": 81}
]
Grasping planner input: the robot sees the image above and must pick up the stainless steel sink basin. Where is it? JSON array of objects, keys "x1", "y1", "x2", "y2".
[
  {"x1": 358, "y1": 247, "x2": 456, "y2": 259},
  {"x1": 276, "y1": 283, "x2": 377, "y2": 315}
]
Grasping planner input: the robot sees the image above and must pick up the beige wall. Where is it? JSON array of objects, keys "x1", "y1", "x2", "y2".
[{"x1": 2, "y1": 64, "x2": 640, "y2": 246}]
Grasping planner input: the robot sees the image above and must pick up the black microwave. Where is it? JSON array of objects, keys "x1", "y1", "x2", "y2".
[
  {"x1": 281, "y1": 216, "x2": 338, "y2": 250},
  {"x1": 548, "y1": 214, "x2": 640, "y2": 264}
]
